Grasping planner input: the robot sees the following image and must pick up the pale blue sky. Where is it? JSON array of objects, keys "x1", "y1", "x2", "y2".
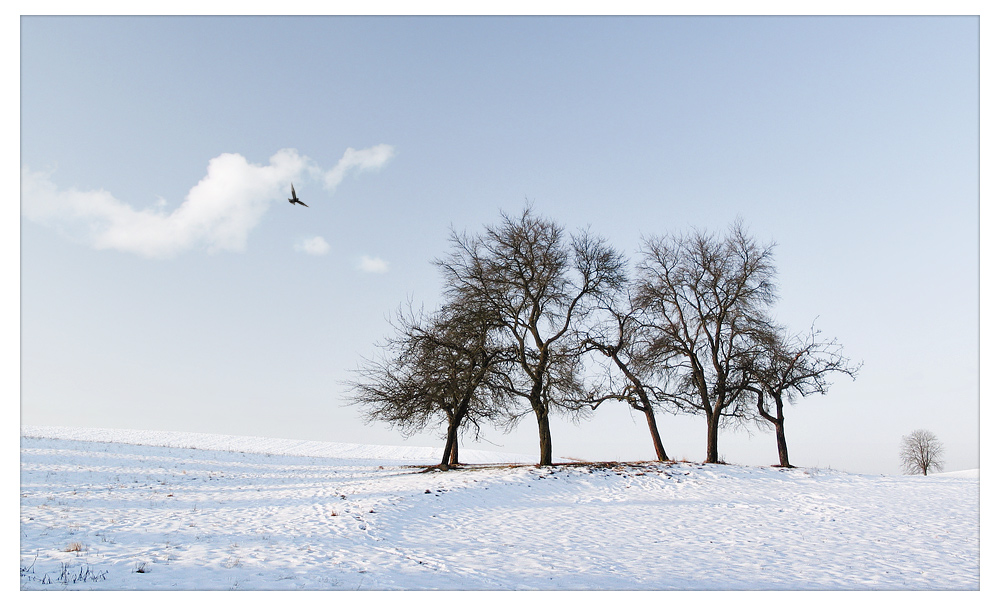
[{"x1": 19, "y1": 16, "x2": 980, "y2": 474}]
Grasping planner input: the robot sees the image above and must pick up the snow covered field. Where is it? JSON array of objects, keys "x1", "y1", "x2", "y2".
[{"x1": 20, "y1": 426, "x2": 979, "y2": 590}]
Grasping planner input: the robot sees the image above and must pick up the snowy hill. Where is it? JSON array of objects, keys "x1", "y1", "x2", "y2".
[
  {"x1": 20, "y1": 427, "x2": 979, "y2": 590},
  {"x1": 19, "y1": 425, "x2": 540, "y2": 464},
  {"x1": 932, "y1": 468, "x2": 979, "y2": 478}
]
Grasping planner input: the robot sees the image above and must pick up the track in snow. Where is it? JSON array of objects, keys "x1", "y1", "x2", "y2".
[{"x1": 20, "y1": 430, "x2": 979, "y2": 590}]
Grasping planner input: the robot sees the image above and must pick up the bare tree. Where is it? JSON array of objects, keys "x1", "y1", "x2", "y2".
[
  {"x1": 348, "y1": 299, "x2": 513, "y2": 469},
  {"x1": 746, "y1": 323, "x2": 859, "y2": 467},
  {"x1": 899, "y1": 429, "x2": 945, "y2": 476},
  {"x1": 580, "y1": 289, "x2": 670, "y2": 461},
  {"x1": 436, "y1": 206, "x2": 628, "y2": 465},
  {"x1": 635, "y1": 221, "x2": 776, "y2": 464}
]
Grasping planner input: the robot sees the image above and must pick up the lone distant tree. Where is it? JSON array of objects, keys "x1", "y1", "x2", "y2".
[
  {"x1": 436, "y1": 206, "x2": 628, "y2": 466},
  {"x1": 899, "y1": 430, "x2": 945, "y2": 476}
]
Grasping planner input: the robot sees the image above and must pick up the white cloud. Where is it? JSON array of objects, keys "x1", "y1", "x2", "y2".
[
  {"x1": 321, "y1": 144, "x2": 396, "y2": 192},
  {"x1": 357, "y1": 255, "x2": 389, "y2": 274},
  {"x1": 21, "y1": 144, "x2": 395, "y2": 259},
  {"x1": 295, "y1": 236, "x2": 330, "y2": 256}
]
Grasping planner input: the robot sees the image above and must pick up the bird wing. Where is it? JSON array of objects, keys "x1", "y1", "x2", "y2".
[{"x1": 290, "y1": 183, "x2": 296, "y2": 198}]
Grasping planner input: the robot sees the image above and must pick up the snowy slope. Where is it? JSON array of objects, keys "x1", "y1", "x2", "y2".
[
  {"x1": 20, "y1": 427, "x2": 979, "y2": 590},
  {"x1": 933, "y1": 468, "x2": 979, "y2": 478},
  {"x1": 19, "y1": 425, "x2": 540, "y2": 464}
]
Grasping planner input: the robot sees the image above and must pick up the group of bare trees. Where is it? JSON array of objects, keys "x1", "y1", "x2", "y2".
[{"x1": 349, "y1": 206, "x2": 859, "y2": 469}]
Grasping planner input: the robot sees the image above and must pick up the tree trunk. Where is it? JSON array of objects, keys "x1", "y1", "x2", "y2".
[
  {"x1": 772, "y1": 395, "x2": 792, "y2": 468},
  {"x1": 705, "y1": 409, "x2": 721, "y2": 464},
  {"x1": 534, "y1": 404, "x2": 553, "y2": 466},
  {"x1": 440, "y1": 419, "x2": 458, "y2": 469},
  {"x1": 614, "y1": 355, "x2": 668, "y2": 462},
  {"x1": 640, "y1": 403, "x2": 669, "y2": 462},
  {"x1": 449, "y1": 434, "x2": 459, "y2": 466},
  {"x1": 527, "y1": 362, "x2": 554, "y2": 466},
  {"x1": 440, "y1": 401, "x2": 472, "y2": 469},
  {"x1": 774, "y1": 420, "x2": 791, "y2": 468},
  {"x1": 754, "y1": 389, "x2": 792, "y2": 468}
]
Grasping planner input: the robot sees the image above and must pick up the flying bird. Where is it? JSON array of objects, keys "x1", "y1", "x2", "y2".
[{"x1": 288, "y1": 183, "x2": 308, "y2": 207}]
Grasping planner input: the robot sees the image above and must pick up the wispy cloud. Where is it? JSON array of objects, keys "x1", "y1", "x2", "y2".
[
  {"x1": 295, "y1": 236, "x2": 331, "y2": 256},
  {"x1": 21, "y1": 144, "x2": 395, "y2": 259},
  {"x1": 321, "y1": 144, "x2": 396, "y2": 192},
  {"x1": 357, "y1": 255, "x2": 389, "y2": 274}
]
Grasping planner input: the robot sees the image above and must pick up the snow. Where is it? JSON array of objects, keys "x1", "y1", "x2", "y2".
[
  {"x1": 933, "y1": 468, "x2": 980, "y2": 478},
  {"x1": 19, "y1": 425, "x2": 542, "y2": 464},
  {"x1": 20, "y1": 426, "x2": 979, "y2": 590}
]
